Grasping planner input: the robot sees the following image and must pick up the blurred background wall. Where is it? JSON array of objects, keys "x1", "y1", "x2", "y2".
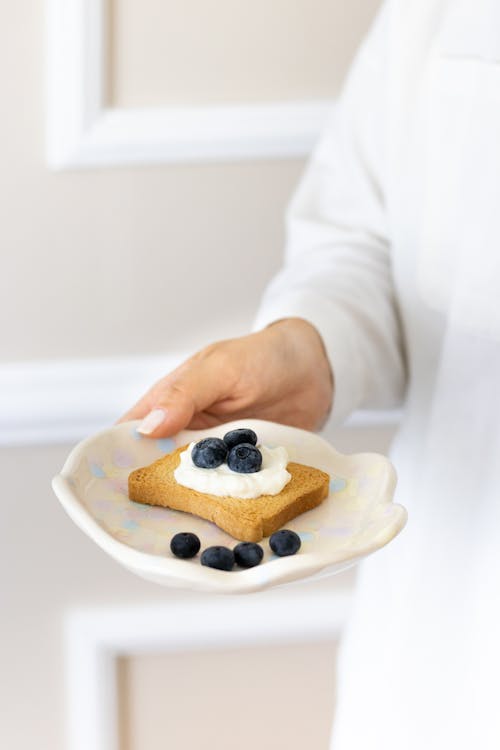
[
  {"x1": 0, "y1": 1, "x2": 390, "y2": 749},
  {"x1": 0, "y1": 0, "x2": 381, "y2": 362}
]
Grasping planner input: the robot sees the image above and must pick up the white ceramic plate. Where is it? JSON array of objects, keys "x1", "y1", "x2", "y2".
[{"x1": 52, "y1": 419, "x2": 406, "y2": 594}]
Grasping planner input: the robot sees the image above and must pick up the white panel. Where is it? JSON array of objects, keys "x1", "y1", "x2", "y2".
[
  {"x1": 65, "y1": 592, "x2": 351, "y2": 750},
  {"x1": 46, "y1": 0, "x2": 334, "y2": 168}
]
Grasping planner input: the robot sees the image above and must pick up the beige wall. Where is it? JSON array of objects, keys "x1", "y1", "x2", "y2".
[
  {"x1": 118, "y1": 642, "x2": 339, "y2": 750},
  {"x1": 1, "y1": 1, "x2": 387, "y2": 749},
  {"x1": 109, "y1": 0, "x2": 376, "y2": 106},
  {"x1": 0, "y1": 0, "x2": 380, "y2": 363},
  {"x1": 1, "y1": 157, "x2": 303, "y2": 361}
]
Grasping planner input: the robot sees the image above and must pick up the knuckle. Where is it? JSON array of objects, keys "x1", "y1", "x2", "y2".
[
  {"x1": 164, "y1": 381, "x2": 192, "y2": 406},
  {"x1": 198, "y1": 340, "x2": 234, "y2": 372},
  {"x1": 192, "y1": 340, "x2": 223, "y2": 360}
]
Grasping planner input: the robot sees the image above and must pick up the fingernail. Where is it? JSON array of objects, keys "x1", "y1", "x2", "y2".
[{"x1": 137, "y1": 408, "x2": 167, "y2": 435}]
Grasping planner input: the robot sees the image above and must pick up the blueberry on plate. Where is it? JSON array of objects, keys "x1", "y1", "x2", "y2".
[
  {"x1": 233, "y1": 542, "x2": 264, "y2": 568},
  {"x1": 223, "y1": 428, "x2": 258, "y2": 450},
  {"x1": 170, "y1": 532, "x2": 201, "y2": 559},
  {"x1": 201, "y1": 546, "x2": 235, "y2": 571},
  {"x1": 269, "y1": 529, "x2": 301, "y2": 557},
  {"x1": 192, "y1": 437, "x2": 228, "y2": 469},
  {"x1": 227, "y1": 443, "x2": 262, "y2": 473}
]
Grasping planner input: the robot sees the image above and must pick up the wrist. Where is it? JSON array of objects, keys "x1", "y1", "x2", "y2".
[
  {"x1": 266, "y1": 317, "x2": 334, "y2": 390},
  {"x1": 266, "y1": 317, "x2": 326, "y2": 352}
]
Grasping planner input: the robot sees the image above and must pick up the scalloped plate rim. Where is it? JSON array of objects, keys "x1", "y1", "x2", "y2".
[{"x1": 52, "y1": 418, "x2": 407, "y2": 594}]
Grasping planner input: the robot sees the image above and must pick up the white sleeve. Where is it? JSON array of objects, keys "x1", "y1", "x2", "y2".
[{"x1": 253, "y1": 2, "x2": 406, "y2": 425}]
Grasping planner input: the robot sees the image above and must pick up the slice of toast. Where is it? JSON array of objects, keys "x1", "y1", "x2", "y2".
[{"x1": 128, "y1": 445, "x2": 330, "y2": 542}]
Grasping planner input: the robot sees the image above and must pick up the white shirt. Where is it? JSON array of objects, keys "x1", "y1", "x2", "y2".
[{"x1": 254, "y1": 1, "x2": 500, "y2": 747}]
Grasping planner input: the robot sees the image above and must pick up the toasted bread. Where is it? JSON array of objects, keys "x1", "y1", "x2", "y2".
[{"x1": 128, "y1": 445, "x2": 330, "y2": 542}]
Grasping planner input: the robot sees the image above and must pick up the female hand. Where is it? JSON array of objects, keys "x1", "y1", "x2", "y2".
[{"x1": 118, "y1": 318, "x2": 333, "y2": 438}]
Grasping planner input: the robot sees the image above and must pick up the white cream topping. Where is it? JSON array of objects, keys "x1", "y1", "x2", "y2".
[{"x1": 174, "y1": 442, "x2": 292, "y2": 499}]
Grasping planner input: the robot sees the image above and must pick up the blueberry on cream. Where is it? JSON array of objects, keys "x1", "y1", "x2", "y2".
[
  {"x1": 223, "y1": 428, "x2": 258, "y2": 450},
  {"x1": 191, "y1": 437, "x2": 228, "y2": 469},
  {"x1": 227, "y1": 443, "x2": 262, "y2": 473},
  {"x1": 173, "y1": 429, "x2": 292, "y2": 499}
]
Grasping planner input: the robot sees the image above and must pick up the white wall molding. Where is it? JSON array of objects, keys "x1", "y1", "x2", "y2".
[
  {"x1": 0, "y1": 355, "x2": 401, "y2": 446},
  {"x1": 65, "y1": 591, "x2": 351, "y2": 750},
  {"x1": 46, "y1": 0, "x2": 334, "y2": 169},
  {"x1": 0, "y1": 354, "x2": 183, "y2": 446}
]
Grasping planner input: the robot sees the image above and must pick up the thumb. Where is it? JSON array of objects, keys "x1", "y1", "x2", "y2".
[{"x1": 120, "y1": 351, "x2": 230, "y2": 438}]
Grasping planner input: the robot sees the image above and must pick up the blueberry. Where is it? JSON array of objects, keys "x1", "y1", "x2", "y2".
[
  {"x1": 170, "y1": 532, "x2": 201, "y2": 559},
  {"x1": 233, "y1": 542, "x2": 264, "y2": 568},
  {"x1": 192, "y1": 437, "x2": 228, "y2": 469},
  {"x1": 223, "y1": 428, "x2": 258, "y2": 450},
  {"x1": 201, "y1": 546, "x2": 235, "y2": 571},
  {"x1": 227, "y1": 443, "x2": 262, "y2": 473},
  {"x1": 269, "y1": 529, "x2": 301, "y2": 557}
]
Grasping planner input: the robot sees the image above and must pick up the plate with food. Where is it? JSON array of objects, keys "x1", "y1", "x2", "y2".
[{"x1": 52, "y1": 419, "x2": 406, "y2": 594}]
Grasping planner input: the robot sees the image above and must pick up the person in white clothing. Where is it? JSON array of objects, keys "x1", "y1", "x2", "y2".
[{"x1": 120, "y1": 1, "x2": 500, "y2": 746}]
